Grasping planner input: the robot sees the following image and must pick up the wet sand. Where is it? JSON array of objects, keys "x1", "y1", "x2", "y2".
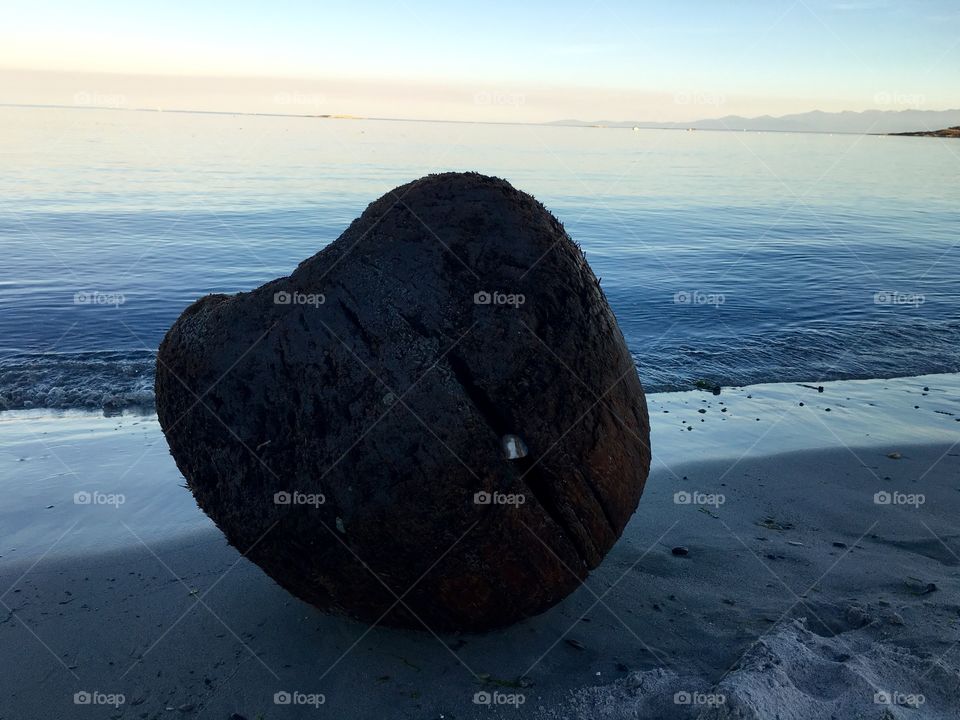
[{"x1": 1, "y1": 374, "x2": 958, "y2": 718}]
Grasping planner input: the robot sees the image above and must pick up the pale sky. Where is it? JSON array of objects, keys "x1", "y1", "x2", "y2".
[{"x1": 2, "y1": 0, "x2": 958, "y2": 122}]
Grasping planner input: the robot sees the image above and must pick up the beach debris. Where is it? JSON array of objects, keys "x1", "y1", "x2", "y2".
[
  {"x1": 905, "y1": 578, "x2": 938, "y2": 596},
  {"x1": 671, "y1": 546, "x2": 689, "y2": 556},
  {"x1": 693, "y1": 379, "x2": 722, "y2": 395},
  {"x1": 886, "y1": 452, "x2": 902, "y2": 459},
  {"x1": 758, "y1": 517, "x2": 793, "y2": 531},
  {"x1": 154, "y1": 172, "x2": 651, "y2": 632},
  {"x1": 477, "y1": 673, "x2": 533, "y2": 688},
  {"x1": 844, "y1": 604, "x2": 872, "y2": 628}
]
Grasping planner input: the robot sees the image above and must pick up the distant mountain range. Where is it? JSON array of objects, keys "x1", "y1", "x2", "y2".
[{"x1": 549, "y1": 109, "x2": 960, "y2": 134}]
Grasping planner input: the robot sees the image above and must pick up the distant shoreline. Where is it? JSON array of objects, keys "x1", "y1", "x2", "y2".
[
  {"x1": 889, "y1": 126, "x2": 960, "y2": 138},
  {"x1": 2, "y1": 102, "x2": 953, "y2": 137}
]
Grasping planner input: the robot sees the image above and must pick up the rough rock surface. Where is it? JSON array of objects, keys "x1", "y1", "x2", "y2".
[{"x1": 155, "y1": 172, "x2": 650, "y2": 631}]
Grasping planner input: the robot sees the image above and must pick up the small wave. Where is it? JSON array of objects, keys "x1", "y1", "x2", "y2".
[
  {"x1": 0, "y1": 351, "x2": 157, "y2": 413},
  {"x1": 2, "y1": 319, "x2": 958, "y2": 413}
]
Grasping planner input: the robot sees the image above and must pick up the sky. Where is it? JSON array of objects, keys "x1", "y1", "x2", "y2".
[{"x1": 2, "y1": 0, "x2": 958, "y2": 122}]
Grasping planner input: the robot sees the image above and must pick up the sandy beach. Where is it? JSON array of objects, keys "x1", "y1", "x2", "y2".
[{"x1": 2, "y1": 373, "x2": 958, "y2": 719}]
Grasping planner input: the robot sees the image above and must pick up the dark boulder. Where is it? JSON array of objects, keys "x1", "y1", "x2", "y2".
[{"x1": 155, "y1": 172, "x2": 650, "y2": 631}]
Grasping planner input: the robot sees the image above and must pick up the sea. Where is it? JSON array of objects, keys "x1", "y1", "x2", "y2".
[{"x1": 1, "y1": 105, "x2": 958, "y2": 412}]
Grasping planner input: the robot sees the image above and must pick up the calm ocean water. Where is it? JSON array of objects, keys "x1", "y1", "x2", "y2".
[{"x1": 1, "y1": 106, "x2": 958, "y2": 411}]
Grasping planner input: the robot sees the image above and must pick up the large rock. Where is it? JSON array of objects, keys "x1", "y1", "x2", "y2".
[{"x1": 155, "y1": 172, "x2": 650, "y2": 631}]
